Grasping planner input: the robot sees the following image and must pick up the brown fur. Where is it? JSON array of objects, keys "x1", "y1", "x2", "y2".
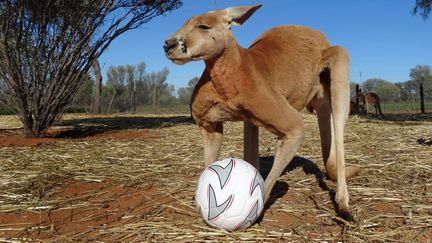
[
  {"x1": 164, "y1": 5, "x2": 360, "y2": 217},
  {"x1": 359, "y1": 92, "x2": 384, "y2": 117}
]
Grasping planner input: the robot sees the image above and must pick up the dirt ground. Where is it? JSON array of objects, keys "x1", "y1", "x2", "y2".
[{"x1": 0, "y1": 113, "x2": 431, "y2": 241}]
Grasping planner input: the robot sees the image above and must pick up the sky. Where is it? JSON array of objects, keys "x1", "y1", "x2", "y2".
[{"x1": 98, "y1": 0, "x2": 432, "y2": 91}]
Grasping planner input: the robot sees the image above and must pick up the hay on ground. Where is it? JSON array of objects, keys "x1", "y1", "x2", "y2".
[{"x1": 0, "y1": 113, "x2": 431, "y2": 241}]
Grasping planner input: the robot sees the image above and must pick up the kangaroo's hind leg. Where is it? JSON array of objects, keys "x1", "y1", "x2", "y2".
[{"x1": 318, "y1": 46, "x2": 360, "y2": 217}]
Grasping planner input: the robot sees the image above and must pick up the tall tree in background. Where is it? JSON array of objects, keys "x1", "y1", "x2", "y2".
[
  {"x1": 178, "y1": 77, "x2": 199, "y2": 105},
  {"x1": 410, "y1": 65, "x2": 432, "y2": 84},
  {"x1": 105, "y1": 62, "x2": 147, "y2": 113},
  {"x1": 362, "y1": 78, "x2": 388, "y2": 93},
  {"x1": 92, "y1": 59, "x2": 103, "y2": 114},
  {"x1": 147, "y1": 67, "x2": 169, "y2": 113},
  {"x1": 125, "y1": 65, "x2": 136, "y2": 112},
  {"x1": 106, "y1": 65, "x2": 127, "y2": 113},
  {"x1": 158, "y1": 84, "x2": 177, "y2": 107},
  {"x1": 135, "y1": 62, "x2": 147, "y2": 109},
  {"x1": 410, "y1": 65, "x2": 432, "y2": 97},
  {"x1": 413, "y1": 0, "x2": 431, "y2": 19},
  {"x1": 0, "y1": 0, "x2": 182, "y2": 137},
  {"x1": 395, "y1": 80, "x2": 418, "y2": 101},
  {"x1": 362, "y1": 78, "x2": 400, "y2": 102}
]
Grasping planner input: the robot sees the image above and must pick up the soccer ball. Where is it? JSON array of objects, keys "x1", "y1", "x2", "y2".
[{"x1": 195, "y1": 158, "x2": 265, "y2": 231}]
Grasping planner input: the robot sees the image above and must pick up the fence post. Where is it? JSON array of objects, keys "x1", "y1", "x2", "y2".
[
  {"x1": 355, "y1": 84, "x2": 360, "y2": 114},
  {"x1": 420, "y1": 83, "x2": 425, "y2": 114}
]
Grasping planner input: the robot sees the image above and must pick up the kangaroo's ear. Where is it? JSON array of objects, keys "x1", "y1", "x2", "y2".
[{"x1": 225, "y1": 4, "x2": 262, "y2": 26}]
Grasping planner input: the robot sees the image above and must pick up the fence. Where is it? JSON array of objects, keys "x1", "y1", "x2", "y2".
[{"x1": 353, "y1": 83, "x2": 432, "y2": 115}]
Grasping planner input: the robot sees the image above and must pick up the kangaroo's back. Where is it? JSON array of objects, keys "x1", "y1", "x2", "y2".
[
  {"x1": 250, "y1": 26, "x2": 330, "y2": 51},
  {"x1": 247, "y1": 26, "x2": 331, "y2": 77},
  {"x1": 247, "y1": 26, "x2": 331, "y2": 108}
]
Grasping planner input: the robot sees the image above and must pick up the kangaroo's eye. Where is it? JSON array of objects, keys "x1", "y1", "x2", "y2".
[{"x1": 198, "y1": 24, "x2": 211, "y2": 30}]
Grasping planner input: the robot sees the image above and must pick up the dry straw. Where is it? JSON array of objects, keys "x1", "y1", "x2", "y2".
[{"x1": 0, "y1": 113, "x2": 431, "y2": 241}]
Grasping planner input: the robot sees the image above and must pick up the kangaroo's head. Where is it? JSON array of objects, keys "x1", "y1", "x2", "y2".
[{"x1": 164, "y1": 4, "x2": 262, "y2": 65}]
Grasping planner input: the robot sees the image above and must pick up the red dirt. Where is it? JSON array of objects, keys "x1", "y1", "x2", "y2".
[
  {"x1": 0, "y1": 180, "x2": 178, "y2": 240},
  {"x1": 0, "y1": 179, "x2": 329, "y2": 241},
  {"x1": 0, "y1": 130, "x2": 57, "y2": 147},
  {"x1": 0, "y1": 128, "x2": 156, "y2": 148}
]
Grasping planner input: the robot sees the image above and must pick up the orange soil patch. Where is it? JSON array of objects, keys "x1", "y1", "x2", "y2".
[
  {"x1": 0, "y1": 132, "x2": 57, "y2": 147},
  {"x1": 0, "y1": 128, "x2": 157, "y2": 148},
  {"x1": 0, "y1": 179, "x2": 338, "y2": 241},
  {"x1": 0, "y1": 180, "x2": 179, "y2": 240}
]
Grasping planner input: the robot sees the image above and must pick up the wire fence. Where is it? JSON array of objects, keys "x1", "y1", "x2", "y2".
[
  {"x1": 353, "y1": 83, "x2": 432, "y2": 115},
  {"x1": 380, "y1": 101, "x2": 432, "y2": 114}
]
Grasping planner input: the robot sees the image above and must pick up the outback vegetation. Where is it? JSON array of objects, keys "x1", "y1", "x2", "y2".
[{"x1": 0, "y1": 0, "x2": 183, "y2": 137}]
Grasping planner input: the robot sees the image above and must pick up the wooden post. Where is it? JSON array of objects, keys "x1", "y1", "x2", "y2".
[
  {"x1": 420, "y1": 83, "x2": 425, "y2": 114},
  {"x1": 243, "y1": 121, "x2": 259, "y2": 172},
  {"x1": 355, "y1": 84, "x2": 360, "y2": 114},
  {"x1": 92, "y1": 58, "x2": 102, "y2": 114}
]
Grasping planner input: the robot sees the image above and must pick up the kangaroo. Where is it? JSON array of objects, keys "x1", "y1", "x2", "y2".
[
  {"x1": 164, "y1": 4, "x2": 360, "y2": 217},
  {"x1": 359, "y1": 92, "x2": 384, "y2": 117}
]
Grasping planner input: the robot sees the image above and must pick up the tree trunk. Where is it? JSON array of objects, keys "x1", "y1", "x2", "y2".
[
  {"x1": 90, "y1": 90, "x2": 94, "y2": 113},
  {"x1": 132, "y1": 80, "x2": 136, "y2": 112},
  {"x1": 420, "y1": 82, "x2": 425, "y2": 113},
  {"x1": 92, "y1": 58, "x2": 102, "y2": 114},
  {"x1": 152, "y1": 86, "x2": 157, "y2": 113},
  {"x1": 108, "y1": 90, "x2": 117, "y2": 113}
]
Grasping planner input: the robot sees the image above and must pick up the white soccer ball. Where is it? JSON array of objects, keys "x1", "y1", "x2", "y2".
[{"x1": 195, "y1": 158, "x2": 265, "y2": 231}]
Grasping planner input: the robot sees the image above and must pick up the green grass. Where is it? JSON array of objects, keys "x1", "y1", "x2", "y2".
[{"x1": 380, "y1": 101, "x2": 432, "y2": 113}]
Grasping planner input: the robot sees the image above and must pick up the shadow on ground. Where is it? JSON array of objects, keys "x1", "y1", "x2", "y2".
[
  {"x1": 50, "y1": 115, "x2": 194, "y2": 139},
  {"x1": 356, "y1": 112, "x2": 432, "y2": 147},
  {"x1": 259, "y1": 156, "x2": 343, "y2": 218},
  {"x1": 356, "y1": 112, "x2": 432, "y2": 122}
]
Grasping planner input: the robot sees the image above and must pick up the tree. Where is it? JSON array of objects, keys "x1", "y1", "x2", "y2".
[
  {"x1": 125, "y1": 64, "x2": 136, "y2": 112},
  {"x1": 105, "y1": 62, "x2": 148, "y2": 113},
  {"x1": 375, "y1": 82, "x2": 400, "y2": 102},
  {"x1": 147, "y1": 67, "x2": 169, "y2": 113},
  {"x1": 178, "y1": 77, "x2": 199, "y2": 105},
  {"x1": 409, "y1": 65, "x2": 432, "y2": 97},
  {"x1": 395, "y1": 81, "x2": 418, "y2": 101},
  {"x1": 0, "y1": 0, "x2": 182, "y2": 137},
  {"x1": 159, "y1": 84, "x2": 177, "y2": 107},
  {"x1": 91, "y1": 58, "x2": 103, "y2": 114},
  {"x1": 413, "y1": 0, "x2": 432, "y2": 19},
  {"x1": 362, "y1": 78, "x2": 388, "y2": 93},
  {"x1": 409, "y1": 65, "x2": 432, "y2": 84},
  {"x1": 134, "y1": 62, "x2": 148, "y2": 107},
  {"x1": 362, "y1": 78, "x2": 400, "y2": 102},
  {"x1": 106, "y1": 65, "x2": 127, "y2": 113}
]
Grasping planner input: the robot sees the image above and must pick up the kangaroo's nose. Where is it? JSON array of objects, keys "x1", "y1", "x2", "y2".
[{"x1": 164, "y1": 37, "x2": 179, "y2": 53}]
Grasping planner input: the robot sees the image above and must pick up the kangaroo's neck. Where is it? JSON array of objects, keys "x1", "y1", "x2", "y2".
[{"x1": 204, "y1": 36, "x2": 250, "y2": 100}]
